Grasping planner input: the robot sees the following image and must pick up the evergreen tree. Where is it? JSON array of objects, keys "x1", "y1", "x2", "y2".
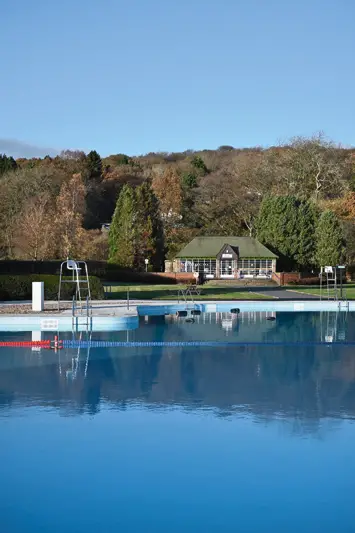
[
  {"x1": 256, "y1": 196, "x2": 276, "y2": 248},
  {"x1": 83, "y1": 150, "x2": 103, "y2": 228},
  {"x1": 294, "y1": 201, "x2": 318, "y2": 269},
  {"x1": 0, "y1": 154, "x2": 17, "y2": 176},
  {"x1": 115, "y1": 154, "x2": 131, "y2": 165},
  {"x1": 257, "y1": 195, "x2": 317, "y2": 269},
  {"x1": 191, "y1": 155, "x2": 208, "y2": 175},
  {"x1": 85, "y1": 150, "x2": 102, "y2": 183},
  {"x1": 315, "y1": 210, "x2": 345, "y2": 267},
  {"x1": 108, "y1": 184, "x2": 135, "y2": 267},
  {"x1": 181, "y1": 171, "x2": 197, "y2": 189},
  {"x1": 109, "y1": 182, "x2": 164, "y2": 269},
  {"x1": 135, "y1": 181, "x2": 165, "y2": 270}
]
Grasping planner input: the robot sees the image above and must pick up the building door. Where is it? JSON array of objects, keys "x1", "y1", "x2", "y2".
[{"x1": 220, "y1": 259, "x2": 234, "y2": 278}]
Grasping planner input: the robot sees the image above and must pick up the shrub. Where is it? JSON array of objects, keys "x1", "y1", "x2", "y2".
[
  {"x1": 288, "y1": 277, "x2": 322, "y2": 286},
  {"x1": 102, "y1": 270, "x2": 177, "y2": 284},
  {"x1": 0, "y1": 275, "x2": 104, "y2": 301}
]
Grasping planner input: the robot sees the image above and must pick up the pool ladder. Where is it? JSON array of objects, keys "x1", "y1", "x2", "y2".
[
  {"x1": 72, "y1": 295, "x2": 92, "y2": 330},
  {"x1": 59, "y1": 329, "x2": 92, "y2": 381},
  {"x1": 338, "y1": 300, "x2": 349, "y2": 312}
]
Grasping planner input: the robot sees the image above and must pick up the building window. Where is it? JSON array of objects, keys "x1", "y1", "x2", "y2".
[
  {"x1": 180, "y1": 259, "x2": 216, "y2": 277},
  {"x1": 239, "y1": 259, "x2": 273, "y2": 278}
]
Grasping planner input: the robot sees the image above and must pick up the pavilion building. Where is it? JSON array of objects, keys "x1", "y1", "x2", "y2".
[{"x1": 168, "y1": 236, "x2": 277, "y2": 279}]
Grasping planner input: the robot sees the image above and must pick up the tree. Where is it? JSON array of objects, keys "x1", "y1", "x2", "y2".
[
  {"x1": 179, "y1": 171, "x2": 200, "y2": 231},
  {"x1": 55, "y1": 173, "x2": 86, "y2": 258},
  {"x1": 112, "y1": 154, "x2": 131, "y2": 166},
  {"x1": 109, "y1": 182, "x2": 164, "y2": 270},
  {"x1": 0, "y1": 166, "x2": 61, "y2": 257},
  {"x1": 52, "y1": 150, "x2": 87, "y2": 179},
  {"x1": 15, "y1": 193, "x2": 55, "y2": 260},
  {"x1": 60, "y1": 150, "x2": 86, "y2": 161},
  {"x1": 315, "y1": 211, "x2": 345, "y2": 267},
  {"x1": 343, "y1": 221, "x2": 355, "y2": 266},
  {"x1": 181, "y1": 172, "x2": 197, "y2": 189},
  {"x1": 191, "y1": 155, "x2": 208, "y2": 175},
  {"x1": 84, "y1": 150, "x2": 102, "y2": 184},
  {"x1": 257, "y1": 196, "x2": 299, "y2": 264},
  {"x1": 294, "y1": 201, "x2": 318, "y2": 269},
  {"x1": 108, "y1": 184, "x2": 136, "y2": 267},
  {"x1": 0, "y1": 154, "x2": 17, "y2": 176},
  {"x1": 257, "y1": 196, "x2": 317, "y2": 269},
  {"x1": 265, "y1": 134, "x2": 352, "y2": 201},
  {"x1": 197, "y1": 154, "x2": 270, "y2": 236},
  {"x1": 165, "y1": 227, "x2": 199, "y2": 260},
  {"x1": 218, "y1": 145, "x2": 235, "y2": 152},
  {"x1": 134, "y1": 181, "x2": 165, "y2": 270},
  {"x1": 77, "y1": 229, "x2": 108, "y2": 260},
  {"x1": 152, "y1": 166, "x2": 182, "y2": 225},
  {"x1": 1, "y1": 135, "x2": 354, "y2": 264},
  {"x1": 322, "y1": 192, "x2": 355, "y2": 220},
  {"x1": 82, "y1": 150, "x2": 103, "y2": 228}
]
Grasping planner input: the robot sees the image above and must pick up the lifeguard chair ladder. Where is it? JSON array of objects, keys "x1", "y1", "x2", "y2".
[{"x1": 58, "y1": 260, "x2": 92, "y2": 326}]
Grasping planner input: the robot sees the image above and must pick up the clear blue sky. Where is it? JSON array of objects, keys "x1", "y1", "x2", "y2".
[{"x1": 1, "y1": 0, "x2": 354, "y2": 157}]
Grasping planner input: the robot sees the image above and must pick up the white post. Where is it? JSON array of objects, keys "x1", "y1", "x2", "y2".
[
  {"x1": 32, "y1": 282, "x2": 44, "y2": 312},
  {"x1": 32, "y1": 330, "x2": 42, "y2": 352}
]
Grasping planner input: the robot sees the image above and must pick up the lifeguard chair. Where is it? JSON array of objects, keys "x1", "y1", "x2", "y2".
[{"x1": 58, "y1": 260, "x2": 91, "y2": 323}]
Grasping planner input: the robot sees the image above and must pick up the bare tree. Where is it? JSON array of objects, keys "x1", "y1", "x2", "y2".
[
  {"x1": 55, "y1": 173, "x2": 86, "y2": 258},
  {"x1": 0, "y1": 166, "x2": 60, "y2": 257},
  {"x1": 152, "y1": 166, "x2": 183, "y2": 226},
  {"x1": 266, "y1": 134, "x2": 352, "y2": 201},
  {"x1": 16, "y1": 193, "x2": 55, "y2": 260},
  {"x1": 59, "y1": 150, "x2": 86, "y2": 160},
  {"x1": 196, "y1": 152, "x2": 273, "y2": 236}
]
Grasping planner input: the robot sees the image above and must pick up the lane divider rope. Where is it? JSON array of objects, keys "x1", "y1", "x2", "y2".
[
  {"x1": 62, "y1": 340, "x2": 355, "y2": 348},
  {"x1": 0, "y1": 340, "x2": 354, "y2": 348},
  {"x1": 0, "y1": 341, "x2": 51, "y2": 347}
]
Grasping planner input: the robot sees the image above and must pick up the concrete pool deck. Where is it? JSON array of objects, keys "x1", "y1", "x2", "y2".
[{"x1": 0, "y1": 291, "x2": 352, "y2": 332}]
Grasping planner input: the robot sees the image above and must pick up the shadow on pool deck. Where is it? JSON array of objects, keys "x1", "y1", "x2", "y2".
[
  {"x1": 105, "y1": 285, "x2": 321, "y2": 301},
  {"x1": 247, "y1": 287, "x2": 319, "y2": 300}
]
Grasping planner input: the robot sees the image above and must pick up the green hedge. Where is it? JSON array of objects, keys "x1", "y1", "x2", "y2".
[
  {"x1": 0, "y1": 275, "x2": 104, "y2": 301},
  {"x1": 0, "y1": 261, "x2": 172, "y2": 283}
]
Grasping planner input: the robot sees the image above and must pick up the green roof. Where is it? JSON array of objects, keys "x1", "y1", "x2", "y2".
[{"x1": 176, "y1": 236, "x2": 277, "y2": 259}]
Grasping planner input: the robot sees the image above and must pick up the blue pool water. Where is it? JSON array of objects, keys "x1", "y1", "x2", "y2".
[{"x1": 1, "y1": 312, "x2": 355, "y2": 532}]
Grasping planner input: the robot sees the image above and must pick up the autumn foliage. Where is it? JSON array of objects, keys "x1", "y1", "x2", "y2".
[{"x1": 0, "y1": 133, "x2": 354, "y2": 268}]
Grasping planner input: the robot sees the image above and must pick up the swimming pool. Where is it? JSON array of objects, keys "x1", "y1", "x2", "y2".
[{"x1": 1, "y1": 312, "x2": 355, "y2": 532}]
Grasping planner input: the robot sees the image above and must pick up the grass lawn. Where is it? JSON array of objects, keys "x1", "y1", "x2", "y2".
[
  {"x1": 103, "y1": 283, "x2": 272, "y2": 300},
  {"x1": 288, "y1": 284, "x2": 355, "y2": 299}
]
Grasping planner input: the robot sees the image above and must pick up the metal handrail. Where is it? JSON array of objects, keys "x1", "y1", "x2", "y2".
[{"x1": 177, "y1": 285, "x2": 197, "y2": 308}]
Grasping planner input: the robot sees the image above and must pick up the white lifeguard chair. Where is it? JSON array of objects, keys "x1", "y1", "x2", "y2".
[
  {"x1": 319, "y1": 266, "x2": 337, "y2": 301},
  {"x1": 58, "y1": 259, "x2": 92, "y2": 326},
  {"x1": 319, "y1": 265, "x2": 348, "y2": 310}
]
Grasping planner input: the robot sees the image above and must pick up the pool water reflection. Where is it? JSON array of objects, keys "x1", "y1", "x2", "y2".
[{"x1": 1, "y1": 312, "x2": 355, "y2": 532}]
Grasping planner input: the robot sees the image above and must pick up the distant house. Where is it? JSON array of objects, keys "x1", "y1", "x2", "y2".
[
  {"x1": 168, "y1": 236, "x2": 277, "y2": 279},
  {"x1": 101, "y1": 223, "x2": 111, "y2": 232}
]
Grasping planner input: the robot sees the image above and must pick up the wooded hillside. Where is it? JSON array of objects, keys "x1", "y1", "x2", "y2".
[{"x1": 0, "y1": 134, "x2": 354, "y2": 270}]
